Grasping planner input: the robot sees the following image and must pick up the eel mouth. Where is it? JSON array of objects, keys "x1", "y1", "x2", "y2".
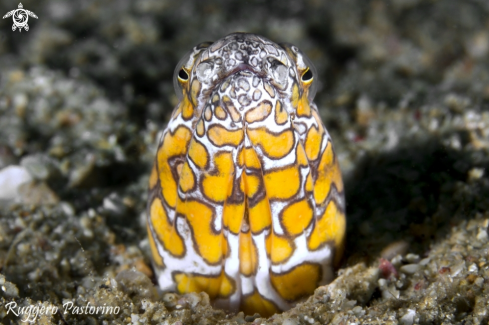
[{"x1": 223, "y1": 63, "x2": 270, "y2": 80}]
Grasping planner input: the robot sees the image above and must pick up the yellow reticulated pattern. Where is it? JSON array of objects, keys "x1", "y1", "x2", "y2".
[
  {"x1": 157, "y1": 125, "x2": 192, "y2": 208},
  {"x1": 239, "y1": 229, "x2": 258, "y2": 276},
  {"x1": 176, "y1": 198, "x2": 222, "y2": 264},
  {"x1": 263, "y1": 166, "x2": 301, "y2": 200},
  {"x1": 202, "y1": 152, "x2": 235, "y2": 203},
  {"x1": 281, "y1": 199, "x2": 313, "y2": 237},
  {"x1": 241, "y1": 290, "x2": 279, "y2": 317},
  {"x1": 174, "y1": 271, "x2": 235, "y2": 299},
  {"x1": 247, "y1": 128, "x2": 294, "y2": 159},
  {"x1": 149, "y1": 198, "x2": 185, "y2": 257},
  {"x1": 208, "y1": 125, "x2": 244, "y2": 147},
  {"x1": 274, "y1": 100, "x2": 288, "y2": 125},
  {"x1": 188, "y1": 139, "x2": 209, "y2": 169},
  {"x1": 248, "y1": 198, "x2": 272, "y2": 233},
  {"x1": 270, "y1": 264, "x2": 321, "y2": 301},
  {"x1": 147, "y1": 33, "x2": 345, "y2": 318}
]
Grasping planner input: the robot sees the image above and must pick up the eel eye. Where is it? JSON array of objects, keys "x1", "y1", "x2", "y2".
[
  {"x1": 173, "y1": 49, "x2": 194, "y2": 100},
  {"x1": 302, "y1": 68, "x2": 313, "y2": 82},
  {"x1": 178, "y1": 68, "x2": 189, "y2": 81}
]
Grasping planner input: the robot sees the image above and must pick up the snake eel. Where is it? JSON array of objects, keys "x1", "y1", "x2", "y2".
[{"x1": 147, "y1": 32, "x2": 346, "y2": 317}]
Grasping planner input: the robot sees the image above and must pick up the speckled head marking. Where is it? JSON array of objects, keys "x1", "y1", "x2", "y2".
[{"x1": 147, "y1": 32, "x2": 345, "y2": 317}]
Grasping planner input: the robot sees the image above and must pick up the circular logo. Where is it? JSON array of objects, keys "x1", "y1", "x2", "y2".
[{"x1": 13, "y1": 10, "x2": 28, "y2": 28}]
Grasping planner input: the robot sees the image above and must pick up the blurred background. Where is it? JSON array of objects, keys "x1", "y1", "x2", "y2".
[{"x1": 1, "y1": 0, "x2": 487, "y2": 124}]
